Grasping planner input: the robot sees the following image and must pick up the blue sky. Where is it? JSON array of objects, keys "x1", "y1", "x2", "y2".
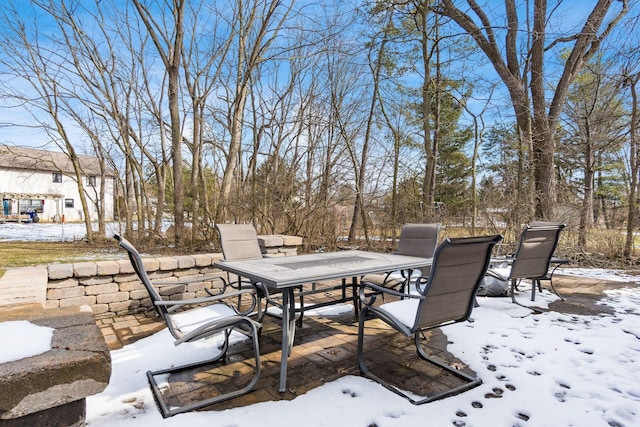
[{"x1": 0, "y1": 0, "x2": 637, "y2": 155}]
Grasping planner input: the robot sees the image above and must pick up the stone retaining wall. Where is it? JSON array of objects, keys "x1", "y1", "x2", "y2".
[
  {"x1": 44, "y1": 253, "x2": 226, "y2": 319},
  {"x1": 43, "y1": 235, "x2": 302, "y2": 319}
]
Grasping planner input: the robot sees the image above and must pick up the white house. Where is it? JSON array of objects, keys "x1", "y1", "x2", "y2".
[{"x1": 0, "y1": 146, "x2": 115, "y2": 222}]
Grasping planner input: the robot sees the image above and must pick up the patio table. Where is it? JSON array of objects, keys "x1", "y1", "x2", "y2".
[{"x1": 213, "y1": 250, "x2": 432, "y2": 393}]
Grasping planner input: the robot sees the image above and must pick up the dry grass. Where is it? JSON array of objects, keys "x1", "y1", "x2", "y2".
[
  {"x1": 0, "y1": 238, "x2": 209, "y2": 279},
  {"x1": 0, "y1": 240, "x2": 124, "y2": 279},
  {"x1": 350, "y1": 225, "x2": 639, "y2": 270},
  {"x1": 1, "y1": 227, "x2": 637, "y2": 281},
  {"x1": 558, "y1": 228, "x2": 640, "y2": 268},
  {"x1": 2, "y1": 240, "x2": 128, "y2": 268}
]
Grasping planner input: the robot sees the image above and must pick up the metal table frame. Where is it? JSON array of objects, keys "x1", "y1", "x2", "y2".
[{"x1": 214, "y1": 250, "x2": 432, "y2": 393}]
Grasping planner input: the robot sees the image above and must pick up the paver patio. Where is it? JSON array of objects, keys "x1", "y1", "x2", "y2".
[{"x1": 96, "y1": 274, "x2": 624, "y2": 414}]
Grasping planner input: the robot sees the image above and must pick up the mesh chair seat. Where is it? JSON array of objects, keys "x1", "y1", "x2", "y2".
[
  {"x1": 170, "y1": 304, "x2": 238, "y2": 335},
  {"x1": 377, "y1": 298, "x2": 418, "y2": 328}
]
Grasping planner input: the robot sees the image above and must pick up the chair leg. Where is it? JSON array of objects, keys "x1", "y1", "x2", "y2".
[
  {"x1": 535, "y1": 264, "x2": 566, "y2": 301},
  {"x1": 400, "y1": 268, "x2": 414, "y2": 298},
  {"x1": 510, "y1": 279, "x2": 518, "y2": 303},
  {"x1": 254, "y1": 296, "x2": 265, "y2": 321},
  {"x1": 357, "y1": 309, "x2": 481, "y2": 405},
  {"x1": 547, "y1": 273, "x2": 566, "y2": 301},
  {"x1": 509, "y1": 279, "x2": 545, "y2": 313},
  {"x1": 350, "y1": 277, "x2": 361, "y2": 317},
  {"x1": 413, "y1": 334, "x2": 482, "y2": 401},
  {"x1": 147, "y1": 321, "x2": 261, "y2": 418},
  {"x1": 530, "y1": 279, "x2": 537, "y2": 301}
]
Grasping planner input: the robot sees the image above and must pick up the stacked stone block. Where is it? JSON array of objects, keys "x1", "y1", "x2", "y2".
[
  {"x1": 39, "y1": 234, "x2": 302, "y2": 319},
  {"x1": 45, "y1": 253, "x2": 226, "y2": 319},
  {"x1": 258, "y1": 234, "x2": 303, "y2": 257}
]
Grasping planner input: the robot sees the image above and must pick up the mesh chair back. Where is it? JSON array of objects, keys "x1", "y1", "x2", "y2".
[
  {"x1": 413, "y1": 235, "x2": 502, "y2": 331},
  {"x1": 396, "y1": 223, "x2": 441, "y2": 258},
  {"x1": 509, "y1": 224, "x2": 565, "y2": 280},
  {"x1": 114, "y1": 234, "x2": 169, "y2": 319},
  {"x1": 216, "y1": 224, "x2": 264, "y2": 261}
]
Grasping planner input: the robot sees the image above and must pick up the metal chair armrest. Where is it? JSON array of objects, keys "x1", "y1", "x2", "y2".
[
  {"x1": 153, "y1": 275, "x2": 225, "y2": 286},
  {"x1": 153, "y1": 275, "x2": 228, "y2": 296},
  {"x1": 359, "y1": 281, "x2": 423, "y2": 307},
  {"x1": 485, "y1": 268, "x2": 509, "y2": 281},
  {"x1": 157, "y1": 288, "x2": 257, "y2": 312}
]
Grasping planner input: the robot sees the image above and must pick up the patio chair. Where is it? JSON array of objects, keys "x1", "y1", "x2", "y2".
[
  {"x1": 361, "y1": 223, "x2": 441, "y2": 294},
  {"x1": 357, "y1": 234, "x2": 502, "y2": 404},
  {"x1": 487, "y1": 222, "x2": 566, "y2": 304},
  {"x1": 216, "y1": 223, "x2": 360, "y2": 324},
  {"x1": 114, "y1": 234, "x2": 261, "y2": 418},
  {"x1": 216, "y1": 223, "x2": 304, "y2": 323}
]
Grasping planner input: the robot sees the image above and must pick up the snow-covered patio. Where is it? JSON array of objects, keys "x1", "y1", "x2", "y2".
[
  {"x1": 81, "y1": 270, "x2": 640, "y2": 427},
  {"x1": 1, "y1": 222, "x2": 639, "y2": 426}
]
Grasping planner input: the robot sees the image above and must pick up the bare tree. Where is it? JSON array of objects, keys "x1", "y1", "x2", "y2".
[
  {"x1": 562, "y1": 60, "x2": 626, "y2": 247},
  {"x1": 434, "y1": 0, "x2": 628, "y2": 220},
  {"x1": 132, "y1": 0, "x2": 187, "y2": 245},
  {"x1": 460, "y1": 84, "x2": 496, "y2": 232},
  {"x1": 347, "y1": 9, "x2": 390, "y2": 242},
  {"x1": 216, "y1": 0, "x2": 293, "y2": 221},
  {"x1": 27, "y1": 0, "x2": 176, "y2": 241},
  {"x1": 414, "y1": 2, "x2": 437, "y2": 219},
  {"x1": 0, "y1": 1, "x2": 100, "y2": 240},
  {"x1": 181, "y1": 1, "x2": 234, "y2": 241}
]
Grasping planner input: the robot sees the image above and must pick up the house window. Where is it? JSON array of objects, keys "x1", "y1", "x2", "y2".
[
  {"x1": 65, "y1": 198, "x2": 74, "y2": 208},
  {"x1": 86, "y1": 175, "x2": 96, "y2": 187},
  {"x1": 52, "y1": 172, "x2": 62, "y2": 183},
  {"x1": 19, "y1": 199, "x2": 44, "y2": 214}
]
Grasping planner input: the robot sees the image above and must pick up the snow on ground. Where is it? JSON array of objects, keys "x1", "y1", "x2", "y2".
[
  {"x1": 84, "y1": 273, "x2": 640, "y2": 427},
  {"x1": 3, "y1": 222, "x2": 639, "y2": 425},
  {"x1": 0, "y1": 221, "x2": 120, "y2": 242},
  {"x1": 557, "y1": 267, "x2": 640, "y2": 283}
]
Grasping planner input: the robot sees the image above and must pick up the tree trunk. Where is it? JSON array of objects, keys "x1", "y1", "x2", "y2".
[
  {"x1": 579, "y1": 119, "x2": 594, "y2": 248},
  {"x1": 435, "y1": 0, "x2": 627, "y2": 220},
  {"x1": 530, "y1": 0, "x2": 555, "y2": 220},
  {"x1": 419, "y1": 5, "x2": 435, "y2": 218},
  {"x1": 624, "y1": 75, "x2": 639, "y2": 258},
  {"x1": 133, "y1": 0, "x2": 186, "y2": 246}
]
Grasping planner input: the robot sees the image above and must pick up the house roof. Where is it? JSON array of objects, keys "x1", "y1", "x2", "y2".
[
  {"x1": 0, "y1": 192, "x2": 64, "y2": 200},
  {"x1": 0, "y1": 146, "x2": 115, "y2": 177}
]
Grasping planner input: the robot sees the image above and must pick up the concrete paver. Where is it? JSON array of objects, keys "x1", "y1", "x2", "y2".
[{"x1": 0, "y1": 266, "x2": 48, "y2": 306}]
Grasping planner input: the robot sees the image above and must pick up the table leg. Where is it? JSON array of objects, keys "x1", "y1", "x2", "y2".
[
  {"x1": 351, "y1": 276, "x2": 359, "y2": 316},
  {"x1": 279, "y1": 288, "x2": 296, "y2": 393}
]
